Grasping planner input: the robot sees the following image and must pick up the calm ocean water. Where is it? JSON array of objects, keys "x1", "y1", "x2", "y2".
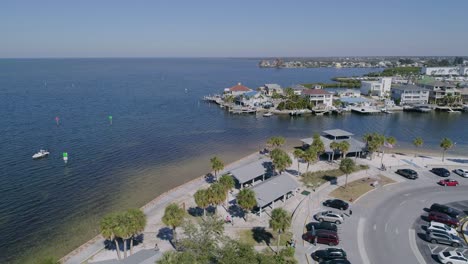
[{"x1": 0, "y1": 58, "x2": 467, "y2": 263}]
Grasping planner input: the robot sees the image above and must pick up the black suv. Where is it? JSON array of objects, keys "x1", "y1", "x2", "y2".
[
  {"x1": 431, "y1": 168, "x2": 450, "y2": 177},
  {"x1": 312, "y1": 248, "x2": 347, "y2": 262},
  {"x1": 430, "y1": 203, "x2": 461, "y2": 219},
  {"x1": 396, "y1": 169, "x2": 418, "y2": 179},
  {"x1": 323, "y1": 199, "x2": 349, "y2": 210},
  {"x1": 306, "y1": 221, "x2": 338, "y2": 232},
  {"x1": 320, "y1": 259, "x2": 351, "y2": 264}
]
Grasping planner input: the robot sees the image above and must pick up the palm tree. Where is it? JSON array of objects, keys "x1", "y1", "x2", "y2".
[
  {"x1": 194, "y1": 189, "x2": 210, "y2": 217},
  {"x1": 218, "y1": 174, "x2": 235, "y2": 205},
  {"x1": 302, "y1": 147, "x2": 318, "y2": 172},
  {"x1": 270, "y1": 148, "x2": 292, "y2": 174},
  {"x1": 100, "y1": 213, "x2": 122, "y2": 260},
  {"x1": 267, "y1": 136, "x2": 286, "y2": 151},
  {"x1": 440, "y1": 138, "x2": 453, "y2": 162},
  {"x1": 114, "y1": 213, "x2": 132, "y2": 258},
  {"x1": 269, "y1": 208, "x2": 291, "y2": 252},
  {"x1": 127, "y1": 209, "x2": 147, "y2": 256},
  {"x1": 293, "y1": 149, "x2": 305, "y2": 175},
  {"x1": 208, "y1": 183, "x2": 227, "y2": 213},
  {"x1": 162, "y1": 203, "x2": 186, "y2": 242},
  {"x1": 311, "y1": 133, "x2": 325, "y2": 159},
  {"x1": 210, "y1": 156, "x2": 224, "y2": 180},
  {"x1": 237, "y1": 189, "x2": 257, "y2": 221},
  {"x1": 329, "y1": 141, "x2": 340, "y2": 161},
  {"x1": 339, "y1": 158, "x2": 355, "y2": 188},
  {"x1": 339, "y1": 141, "x2": 350, "y2": 159},
  {"x1": 413, "y1": 137, "x2": 424, "y2": 157}
]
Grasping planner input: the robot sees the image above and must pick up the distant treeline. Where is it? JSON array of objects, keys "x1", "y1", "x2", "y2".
[
  {"x1": 303, "y1": 78, "x2": 361, "y2": 88},
  {"x1": 365, "y1": 67, "x2": 421, "y2": 77}
]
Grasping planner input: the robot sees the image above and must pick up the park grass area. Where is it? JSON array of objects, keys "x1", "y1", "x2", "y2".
[
  {"x1": 301, "y1": 164, "x2": 369, "y2": 189},
  {"x1": 329, "y1": 175, "x2": 395, "y2": 202},
  {"x1": 238, "y1": 228, "x2": 293, "y2": 247}
]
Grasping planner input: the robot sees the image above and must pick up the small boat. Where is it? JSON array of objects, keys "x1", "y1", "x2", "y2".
[
  {"x1": 447, "y1": 108, "x2": 461, "y2": 114},
  {"x1": 33, "y1": 149, "x2": 49, "y2": 159},
  {"x1": 263, "y1": 112, "x2": 273, "y2": 117},
  {"x1": 381, "y1": 108, "x2": 394, "y2": 114}
]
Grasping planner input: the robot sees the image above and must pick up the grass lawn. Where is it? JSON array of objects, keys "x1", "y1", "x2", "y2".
[
  {"x1": 301, "y1": 164, "x2": 369, "y2": 189},
  {"x1": 329, "y1": 175, "x2": 395, "y2": 202},
  {"x1": 238, "y1": 228, "x2": 293, "y2": 247}
]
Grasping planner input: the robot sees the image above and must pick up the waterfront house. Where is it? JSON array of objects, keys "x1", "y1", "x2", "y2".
[
  {"x1": 391, "y1": 84, "x2": 430, "y2": 105},
  {"x1": 360, "y1": 77, "x2": 392, "y2": 97},
  {"x1": 301, "y1": 129, "x2": 366, "y2": 161},
  {"x1": 238, "y1": 90, "x2": 268, "y2": 107},
  {"x1": 419, "y1": 80, "x2": 460, "y2": 104},
  {"x1": 335, "y1": 89, "x2": 361, "y2": 98},
  {"x1": 302, "y1": 89, "x2": 333, "y2": 107},
  {"x1": 224, "y1": 83, "x2": 252, "y2": 96},
  {"x1": 291, "y1": 84, "x2": 307, "y2": 95},
  {"x1": 457, "y1": 88, "x2": 468, "y2": 104},
  {"x1": 263, "y1": 84, "x2": 283, "y2": 96}
]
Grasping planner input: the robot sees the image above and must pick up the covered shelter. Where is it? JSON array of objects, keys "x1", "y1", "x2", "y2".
[
  {"x1": 229, "y1": 158, "x2": 273, "y2": 188},
  {"x1": 250, "y1": 173, "x2": 300, "y2": 216},
  {"x1": 301, "y1": 129, "x2": 366, "y2": 160}
]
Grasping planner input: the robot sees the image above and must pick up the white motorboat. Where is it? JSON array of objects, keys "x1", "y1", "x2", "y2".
[
  {"x1": 263, "y1": 112, "x2": 273, "y2": 117},
  {"x1": 447, "y1": 108, "x2": 461, "y2": 114},
  {"x1": 32, "y1": 149, "x2": 49, "y2": 159}
]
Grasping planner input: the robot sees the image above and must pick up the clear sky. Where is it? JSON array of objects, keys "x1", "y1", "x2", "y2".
[{"x1": 1, "y1": 0, "x2": 468, "y2": 58}]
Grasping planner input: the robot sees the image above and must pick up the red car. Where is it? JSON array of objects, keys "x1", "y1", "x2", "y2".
[
  {"x1": 428, "y1": 211, "x2": 459, "y2": 227},
  {"x1": 302, "y1": 230, "x2": 339, "y2": 246},
  {"x1": 438, "y1": 179, "x2": 459, "y2": 186}
]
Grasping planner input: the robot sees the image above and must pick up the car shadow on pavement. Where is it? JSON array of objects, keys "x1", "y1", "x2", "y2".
[
  {"x1": 420, "y1": 215, "x2": 430, "y2": 222},
  {"x1": 430, "y1": 254, "x2": 440, "y2": 263},
  {"x1": 416, "y1": 232, "x2": 427, "y2": 242}
]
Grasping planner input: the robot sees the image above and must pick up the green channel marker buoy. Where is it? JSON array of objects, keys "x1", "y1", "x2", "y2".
[
  {"x1": 63, "y1": 152, "x2": 68, "y2": 163},
  {"x1": 108, "y1": 115, "x2": 113, "y2": 125}
]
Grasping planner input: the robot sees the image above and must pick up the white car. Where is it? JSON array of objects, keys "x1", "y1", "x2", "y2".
[
  {"x1": 438, "y1": 250, "x2": 468, "y2": 264},
  {"x1": 315, "y1": 211, "x2": 344, "y2": 224},
  {"x1": 454, "y1": 169, "x2": 468, "y2": 178},
  {"x1": 428, "y1": 221, "x2": 458, "y2": 236}
]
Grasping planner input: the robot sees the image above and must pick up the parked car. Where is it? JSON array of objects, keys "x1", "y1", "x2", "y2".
[
  {"x1": 438, "y1": 179, "x2": 459, "y2": 186},
  {"x1": 306, "y1": 221, "x2": 338, "y2": 232},
  {"x1": 428, "y1": 211, "x2": 460, "y2": 227},
  {"x1": 302, "y1": 230, "x2": 339, "y2": 246},
  {"x1": 438, "y1": 251, "x2": 468, "y2": 264},
  {"x1": 427, "y1": 221, "x2": 458, "y2": 236},
  {"x1": 426, "y1": 230, "x2": 463, "y2": 247},
  {"x1": 454, "y1": 169, "x2": 468, "y2": 178},
  {"x1": 431, "y1": 168, "x2": 451, "y2": 177},
  {"x1": 319, "y1": 259, "x2": 351, "y2": 264},
  {"x1": 430, "y1": 203, "x2": 461, "y2": 219},
  {"x1": 323, "y1": 199, "x2": 349, "y2": 210},
  {"x1": 396, "y1": 169, "x2": 418, "y2": 179},
  {"x1": 315, "y1": 211, "x2": 344, "y2": 224},
  {"x1": 311, "y1": 248, "x2": 347, "y2": 262}
]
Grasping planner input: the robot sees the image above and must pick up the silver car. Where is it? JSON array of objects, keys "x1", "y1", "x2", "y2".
[
  {"x1": 426, "y1": 230, "x2": 463, "y2": 247},
  {"x1": 454, "y1": 169, "x2": 468, "y2": 178},
  {"x1": 315, "y1": 211, "x2": 344, "y2": 224}
]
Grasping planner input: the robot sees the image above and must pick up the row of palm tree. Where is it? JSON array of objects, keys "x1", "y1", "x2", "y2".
[
  {"x1": 100, "y1": 209, "x2": 147, "y2": 260},
  {"x1": 162, "y1": 203, "x2": 186, "y2": 242},
  {"x1": 210, "y1": 156, "x2": 225, "y2": 180},
  {"x1": 194, "y1": 174, "x2": 235, "y2": 216},
  {"x1": 329, "y1": 141, "x2": 350, "y2": 160}
]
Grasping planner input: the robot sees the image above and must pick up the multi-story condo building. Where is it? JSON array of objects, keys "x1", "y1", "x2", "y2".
[{"x1": 391, "y1": 85, "x2": 429, "y2": 105}]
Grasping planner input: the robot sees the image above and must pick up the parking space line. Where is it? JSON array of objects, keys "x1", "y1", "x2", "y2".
[
  {"x1": 385, "y1": 223, "x2": 388, "y2": 232},
  {"x1": 429, "y1": 245, "x2": 438, "y2": 253},
  {"x1": 409, "y1": 229, "x2": 427, "y2": 264},
  {"x1": 441, "y1": 247, "x2": 449, "y2": 253}
]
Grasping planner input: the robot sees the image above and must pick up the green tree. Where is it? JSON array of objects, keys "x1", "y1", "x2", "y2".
[
  {"x1": 210, "y1": 156, "x2": 225, "y2": 180},
  {"x1": 194, "y1": 189, "x2": 210, "y2": 217},
  {"x1": 267, "y1": 136, "x2": 286, "y2": 151},
  {"x1": 237, "y1": 189, "x2": 257, "y2": 221},
  {"x1": 269, "y1": 208, "x2": 291, "y2": 252},
  {"x1": 114, "y1": 212, "x2": 132, "y2": 258},
  {"x1": 126, "y1": 209, "x2": 147, "y2": 256},
  {"x1": 302, "y1": 146, "x2": 318, "y2": 172},
  {"x1": 208, "y1": 182, "x2": 227, "y2": 213},
  {"x1": 37, "y1": 257, "x2": 60, "y2": 264},
  {"x1": 440, "y1": 138, "x2": 453, "y2": 162},
  {"x1": 293, "y1": 149, "x2": 305, "y2": 175},
  {"x1": 339, "y1": 141, "x2": 350, "y2": 159},
  {"x1": 162, "y1": 203, "x2": 186, "y2": 242},
  {"x1": 364, "y1": 133, "x2": 385, "y2": 160},
  {"x1": 100, "y1": 213, "x2": 122, "y2": 260},
  {"x1": 413, "y1": 137, "x2": 424, "y2": 157},
  {"x1": 329, "y1": 141, "x2": 340, "y2": 161},
  {"x1": 339, "y1": 158, "x2": 355, "y2": 188},
  {"x1": 270, "y1": 148, "x2": 292, "y2": 174},
  {"x1": 284, "y1": 87, "x2": 294, "y2": 98},
  {"x1": 311, "y1": 133, "x2": 325, "y2": 159},
  {"x1": 219, "y1": 174, "x2": 235, "y2": 205}
]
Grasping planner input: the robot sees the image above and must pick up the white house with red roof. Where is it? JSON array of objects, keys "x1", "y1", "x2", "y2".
[
  {"x1": 302, "y1": 89, "x2": 333, "y2": 107},
  {"x1": 224, "y1": 83, "x2": 252, "y2": 96}
]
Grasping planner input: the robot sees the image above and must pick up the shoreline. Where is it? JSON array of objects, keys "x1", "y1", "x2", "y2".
[{"x1": 61, "y1": 143, "x2": 466, "y2": 263}]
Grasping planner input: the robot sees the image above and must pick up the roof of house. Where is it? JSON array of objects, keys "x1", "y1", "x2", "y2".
[
  {"x1": 291, "y1": 84, "x2": 307, "y2": 90},
  {"x1": 323, "y1": 129, "x2": 354, "y2": 137},
  {"x1": 229, "y1": 158, "x2": 272, "y2": 184},
  {"x1": 229, "y1": 83, "x2": 251, "y2": 92},
  {"x1": 302, "y1": 89, "x2": 332, "y2": 95},
  {"x1": 250, "y1": 173, "x2": 300, "y2": 208},
  {"x1": 392, "y1": 84, "x2": 427, "y2": 91}
]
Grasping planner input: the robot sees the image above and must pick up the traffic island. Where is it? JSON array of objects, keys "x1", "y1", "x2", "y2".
[{"x1": 329, "y1": 175, "x2": 395, "y2": 202}]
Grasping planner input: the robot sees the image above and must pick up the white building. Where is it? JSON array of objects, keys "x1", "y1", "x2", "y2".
[
  {"x1": 360, "y1": 77, "x2": 392, "y2": 97},
  {"x1": 302, "y1": 89, "x2": 333, "y2": 107},
  {"x1": 263, "y1": 84, "x2": 283, "y2": 96},
  {"x1": 291, "y1": 84, "x2": 307, "y2": 95},
  {"x1": 224, "y1": 83, "x2": 252, "y2": 96},
  {"x1": 422, "y1": 67, "x2": 460, "y2": 76},
  {"x1": 460, "y1": 66, "x2": 468, "y2": 76},
  {"x1": 391, "y1": 85, "x2": 429, "y2": 105}
]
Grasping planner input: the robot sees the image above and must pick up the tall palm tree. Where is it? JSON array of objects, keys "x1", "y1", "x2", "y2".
[
  {"x1": 270, "y1": 148, "x2": 292, "y2": 174},
  {"x1": 208, "y1": 183, "x2": 226, "y2": 213},
  {"x1": 293, "y1": 149, "x2": 305, "y2": 175},
  {"x1": 339, "y1": 158, "x2": 355, "y2": 188},
  {"x1": 127, "y1": 209, "x2": 147, "y2": 256},
  {"x1": 339, "y1": 141, "x2": 350, "y2": 159},
  {"x1": 194, "y1": 189, "x2": 210, "y2": 217},
  {"x1": 269, "y1": 208, "x2": 291, "y2": 252},
  {"x1": 413, "y1": 137, "x2": 424, "y2": 157},
  {"x1": 210, "y1": 156, "x2": 224, "y2": 180},
  {"x1": 329, "y1": 141, "x2": 340, "y2": 161},
  {"x1": 267, "y1": 136, "x2": 286, "y2": 151},
  {"x1": 237, "y1": 189, "x2": 257, "y2": 221},
  {"x1": 311, "y1": 133, "x2": 325, "y2": 160},
  {"x1": 114, "y1": 213, "x2": 132, "y2": 258},
  {"x1": 440, "y1": 138, "x2": 453, "y2": 162},
  {"x1": 218, "y1": 174, "x2": 235, "y2": 205},
  {"x1": 162, "y1": 203, "x2": 186, "y2": 242},
  {"x1": 380, "y1": 136, "x2": 396, "y2": 166},
  {"x1": 100, "y1": 213, "x2": 122, "y2": 260},
  {"x1": 302, "y1": 146, "x2": 318, "y2": 172}
]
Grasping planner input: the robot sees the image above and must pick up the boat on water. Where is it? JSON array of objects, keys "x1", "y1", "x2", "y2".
[
  {"x1": 404, "y1": 105, "x2": 432, "y2": 113},
  {"x1": 447, "y1": 108, "x2": 461, "y2": 114},
  {"x1": 32, "y1": 149, "x2": 49, "y2": 159},
  {"x1": 290, "y1": 109, "x2": 307, "y2": 116},
  {"x1": 263, "y1": 112, "x2": 273, "y2": 117},
  {"x1": 381, "y1": 108, "x2": 394, "y2": 114}
]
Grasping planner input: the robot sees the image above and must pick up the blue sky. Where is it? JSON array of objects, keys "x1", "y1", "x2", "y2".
[{"x1": 1, "y1": 0, "x2": 468, "y2": 57}]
